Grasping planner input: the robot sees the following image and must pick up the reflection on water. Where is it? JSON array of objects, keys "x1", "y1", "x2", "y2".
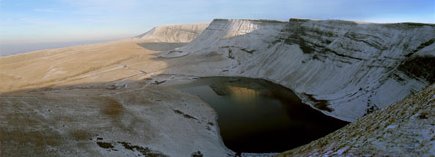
[
  {"x1": 171, "y1": 77, "x2": 349, "y2": 153},
  {"x1": 227, "y1": 86, "x2": 259, "y2": 104}
]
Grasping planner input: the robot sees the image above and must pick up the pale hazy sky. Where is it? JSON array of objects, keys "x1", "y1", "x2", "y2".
[{"x1": 0, "y1": 0, "x2": 434, "y2": 44}]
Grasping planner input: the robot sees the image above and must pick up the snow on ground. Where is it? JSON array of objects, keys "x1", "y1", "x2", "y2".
[{"x1": 0, "y1": 84, "x2": 232, "y2": 157}]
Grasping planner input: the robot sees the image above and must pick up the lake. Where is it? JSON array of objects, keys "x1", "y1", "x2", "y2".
[{"x1": 171, "y1": 77, "x2": 348, "y2": 153}]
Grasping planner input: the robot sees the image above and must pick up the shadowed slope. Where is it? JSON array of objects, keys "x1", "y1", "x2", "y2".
[{"x1": 279, "y1": 84, "x2": 435, "y2": 156}]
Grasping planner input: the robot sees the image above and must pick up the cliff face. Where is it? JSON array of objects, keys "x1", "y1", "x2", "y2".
[
  {"x1": 164, "y1": 19, "x2": 435, "y2": 121},
  {"x1": 179, "y1": 19, "x2": 286, "y2": 53}
]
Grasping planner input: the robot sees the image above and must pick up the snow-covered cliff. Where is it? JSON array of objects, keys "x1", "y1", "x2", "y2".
[
  {"x1": 136, "y1": 23, "x2": 209, "y2": 43},
  {"x1": 163, "y1": 19, "x2": 435, "y2": 122}
]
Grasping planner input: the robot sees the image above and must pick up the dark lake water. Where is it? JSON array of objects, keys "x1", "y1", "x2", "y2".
[{"x1": 171, "y1": 77, "x2": 348, "y2": 153}]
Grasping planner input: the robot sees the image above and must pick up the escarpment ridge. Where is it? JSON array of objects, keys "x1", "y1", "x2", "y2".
[{"x1": 158, "y1": 18, "x2": 435, "y2": 121}]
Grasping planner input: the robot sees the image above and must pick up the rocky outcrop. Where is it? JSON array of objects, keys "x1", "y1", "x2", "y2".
[{"x1": 163, "y1": 19, "x2": 435, "y2": 122}]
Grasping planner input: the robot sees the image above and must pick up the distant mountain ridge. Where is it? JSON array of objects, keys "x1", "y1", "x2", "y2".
[{"x1": 135, "y1": 23, "x2": 209, "y2": 43}]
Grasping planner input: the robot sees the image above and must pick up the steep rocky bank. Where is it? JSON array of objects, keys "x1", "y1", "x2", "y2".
[{"x1": 279, "y1": 84, "x2": 435, "y2": 156}]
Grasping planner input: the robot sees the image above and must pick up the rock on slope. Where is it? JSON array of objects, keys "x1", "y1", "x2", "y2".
[
  {"x1": 278, "y1": 84, "x2": 435, "y2": 156},
  {"x1": 162, "y1": 19, "x2": 435, "y2": 122}
]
